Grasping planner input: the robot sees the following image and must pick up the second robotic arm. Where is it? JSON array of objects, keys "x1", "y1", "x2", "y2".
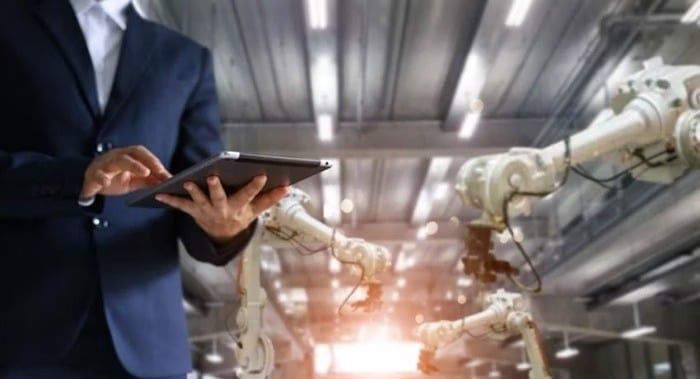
[{"x1": 417, "y1": 290, "x2": 550, "y2": 379}]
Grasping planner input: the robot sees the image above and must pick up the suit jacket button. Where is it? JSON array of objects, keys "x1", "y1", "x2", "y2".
[
  {"x1": 92, "y1": 217, "x2": 109, "y2": 229},
  {"x1": 96, "y1": 141, "x2": 113, "y2": 155}
]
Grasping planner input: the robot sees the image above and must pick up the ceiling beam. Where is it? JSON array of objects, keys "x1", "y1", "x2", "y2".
[{"x1": 223, "y1": 118, "x2": 543, "y2": 158}]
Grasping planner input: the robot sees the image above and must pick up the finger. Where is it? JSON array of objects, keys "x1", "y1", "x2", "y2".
[
  {"x1": 105, "y1": 155, "x2": 150, "y2": 177},
  {"x1": 251, "y1": 186, "x2": 290, "y2": 215},
  {"x1": 129, "y1": 174, "x2": 164, "y2": 190},
  {"x1": 127, "y1": 145, "x2": 170, "y2": 178},
  {"x1": 183, "y1": 181, "x2": 210, "y2": 208},
  {"x1": 228, "y1": 175, "x2": 267, "y2": 209},
  {"x1": 207, "y1": 176, "x2": 228, "y2": 209},
  {"x1": 81, "y1": 169, "x2": 110, "y2": 197},
  {"x1": 155, "y1": 194, "x2": 197, "y2": 214}
]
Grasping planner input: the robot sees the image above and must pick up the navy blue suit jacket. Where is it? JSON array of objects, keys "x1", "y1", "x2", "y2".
[{"x1": 0, "y1": 1, "x2": 244, "y2": 376}]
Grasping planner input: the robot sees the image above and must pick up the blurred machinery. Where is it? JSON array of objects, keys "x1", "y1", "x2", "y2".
[
  {"x1": 233, "y1": 188, "x2": 391, "y2": 378},
  {"x1": 419, "y1": 57, "x2": 700, "y2": 376},
  {"x1": 417, "y1": 290, "x2": 550, "y2": 379}
]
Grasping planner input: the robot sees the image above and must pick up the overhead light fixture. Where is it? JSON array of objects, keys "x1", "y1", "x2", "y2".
[
  {"x1": 488, "y1": 362, "x2": 501, "y2": 378},
  {"x1": 516, "y1": 346, "x2": 531, "y2": 371},
  {"x1": 445, "y1": 290, "x2": 454, "y2": 300},
  {"x1": 681, "y1": 0, "x2": 700, "y2": 24},
  {"x1": 340, "y1": 198, "x2": 355, "y2": 213},
  {"x1": 206, "y1": 340, "x2": 223, "y2": 364},
  {"x1": 621, "y1": 303, "x2": 657, "y2": 339},
  {"x1": 505, "y1": 0, "x2": 533, "y2": 27},
  {"x1": 274, "y1": 280, "x2": 282, "y2": 290},
  {"x1": 278, "y1": 293, "x2": 289, "y2": 303},
  {"x1": 555, "y1": 331, "x2": 579, "y2": 359},
  {"x1": 317, "y1": 113, "x2": 333, "y2": 142},
  {"x1": 331, "y1": 278, "x2": 339, "y2": 289},
  {"x1": 307, "y1": 0, "x2": 328, "y2": 29},
  {"x1": 458, "y1": 99, "x2": 484, "y2": 139}
]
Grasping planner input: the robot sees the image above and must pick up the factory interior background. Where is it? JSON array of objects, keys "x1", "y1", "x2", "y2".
[{"x1": 131, "y1": 0, "x2": 700, "y2": 378}]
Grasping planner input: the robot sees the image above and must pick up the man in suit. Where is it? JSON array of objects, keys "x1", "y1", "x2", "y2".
[{"x1": 0, "y1": 0, "x2": 288, "y2": 378}]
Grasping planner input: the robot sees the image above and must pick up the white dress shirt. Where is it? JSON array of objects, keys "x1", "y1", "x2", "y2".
[
  {"x1": 70, "y1": 0, "x2": 131, "y2": 113},
  {"x1": 70, "y1": 0, "x2": 131, "y2": 207}
]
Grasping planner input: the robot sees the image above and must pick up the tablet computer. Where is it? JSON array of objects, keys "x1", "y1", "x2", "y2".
[{"x1": 126, "y1": 151, "x2": 332, "y2": 208}]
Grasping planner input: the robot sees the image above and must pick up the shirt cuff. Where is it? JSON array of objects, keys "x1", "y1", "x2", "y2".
[{"x1": 78, "y1": 196, "x2": 96, "y2": 207}]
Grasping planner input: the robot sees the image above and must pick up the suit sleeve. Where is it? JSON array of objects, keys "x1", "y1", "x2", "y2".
[
  {"x1": 0, "y1": 151, "x2": 103, "y2": 219},
  {"x1": 173, "y1": 47, "x2": 255, "y2": 266}
]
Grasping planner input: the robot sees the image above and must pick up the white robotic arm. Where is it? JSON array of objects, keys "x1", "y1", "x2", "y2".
[
  {"x1": 417, "y1": 290, "x2": 550, "y2": 379},
  {"x1": 262, "y1": 188, "x2": 391, "y2": 300},
  {"x1": 233, "y1": 188, "x2": 391, "y2": 379},
  {"x1": 454, "y1": 57, "x2": 700, "y2": 286},
  {"x1": 457, "y1": 57, "x2": 700, "y2": 223}
]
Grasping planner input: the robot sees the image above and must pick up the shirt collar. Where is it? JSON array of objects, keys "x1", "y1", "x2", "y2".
[{"x1": 70, "y1": 0, "x2": 131, "y2": 30}]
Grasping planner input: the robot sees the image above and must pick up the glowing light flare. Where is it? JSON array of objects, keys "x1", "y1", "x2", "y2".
[
  {"x1": 315, "y1": 342, "x2": 422, "y2": 374},
  {"x1": 425, "y1": 221, "x2": 439, "y2": 235},
  {"x1": 340, "y1": 198, "x2": 355, "y2": 213}
]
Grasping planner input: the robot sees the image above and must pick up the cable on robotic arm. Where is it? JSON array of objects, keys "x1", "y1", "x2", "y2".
[
  {"x1": 501, "y1": 137, "x2": 573, "y2": 293},
  {"x1": 327, "y1": 228, "x2": 369, "y2": 317}
]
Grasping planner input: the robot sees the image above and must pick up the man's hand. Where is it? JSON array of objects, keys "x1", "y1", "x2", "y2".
[
  {"x1": 155, "y1": 175, "x2": 290, "y2": 245},
  {"x1": 80, "y1": 145, "x2": 171, "y2": 199}
]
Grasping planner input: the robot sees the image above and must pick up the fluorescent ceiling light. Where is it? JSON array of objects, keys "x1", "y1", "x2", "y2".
[
  {"x1": 621, "y1": 325, "x2": 657, "y2": 339},
  {"x1": 516, "y1": 362, "x2": 531, "y2": 371},
  {"x1": 458, "y1": 111, "x2": 481, "y2": 139},
  {"x1": 433, "y1": 182, "x2": 451, "y2": 200},
  {"x1": 621, "y1": 302, "x2": 657, "y2": 339},
  {"x1": 505, "y1": 0, "x2": 533, "y2": 27},
  {"x1": 681, "y1": 0, "x2": 700, "y2": 23},
  {"x1": 555, "y1": 347, "x2": 579, "y2": 359},
  {"x1": 556, "y1": 331, "x2": 579, "y2": 359},
  {"x1": 317, "y1": 114, "x2": 333, "y2": 142},
  {"x1": 206, "y1": 341, "x2": 223, "y2": 364},
  {"x1": 307, "y1": 0, "x2": 328, "y2": 29}
]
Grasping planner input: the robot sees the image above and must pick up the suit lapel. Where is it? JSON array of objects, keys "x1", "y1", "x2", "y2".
[
  {"x1": 101, "y1": 6, "x2": 159, "y2": 128},
  {"x1": 33, "y1": 0, "x2": 100, "y2": 118}
]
